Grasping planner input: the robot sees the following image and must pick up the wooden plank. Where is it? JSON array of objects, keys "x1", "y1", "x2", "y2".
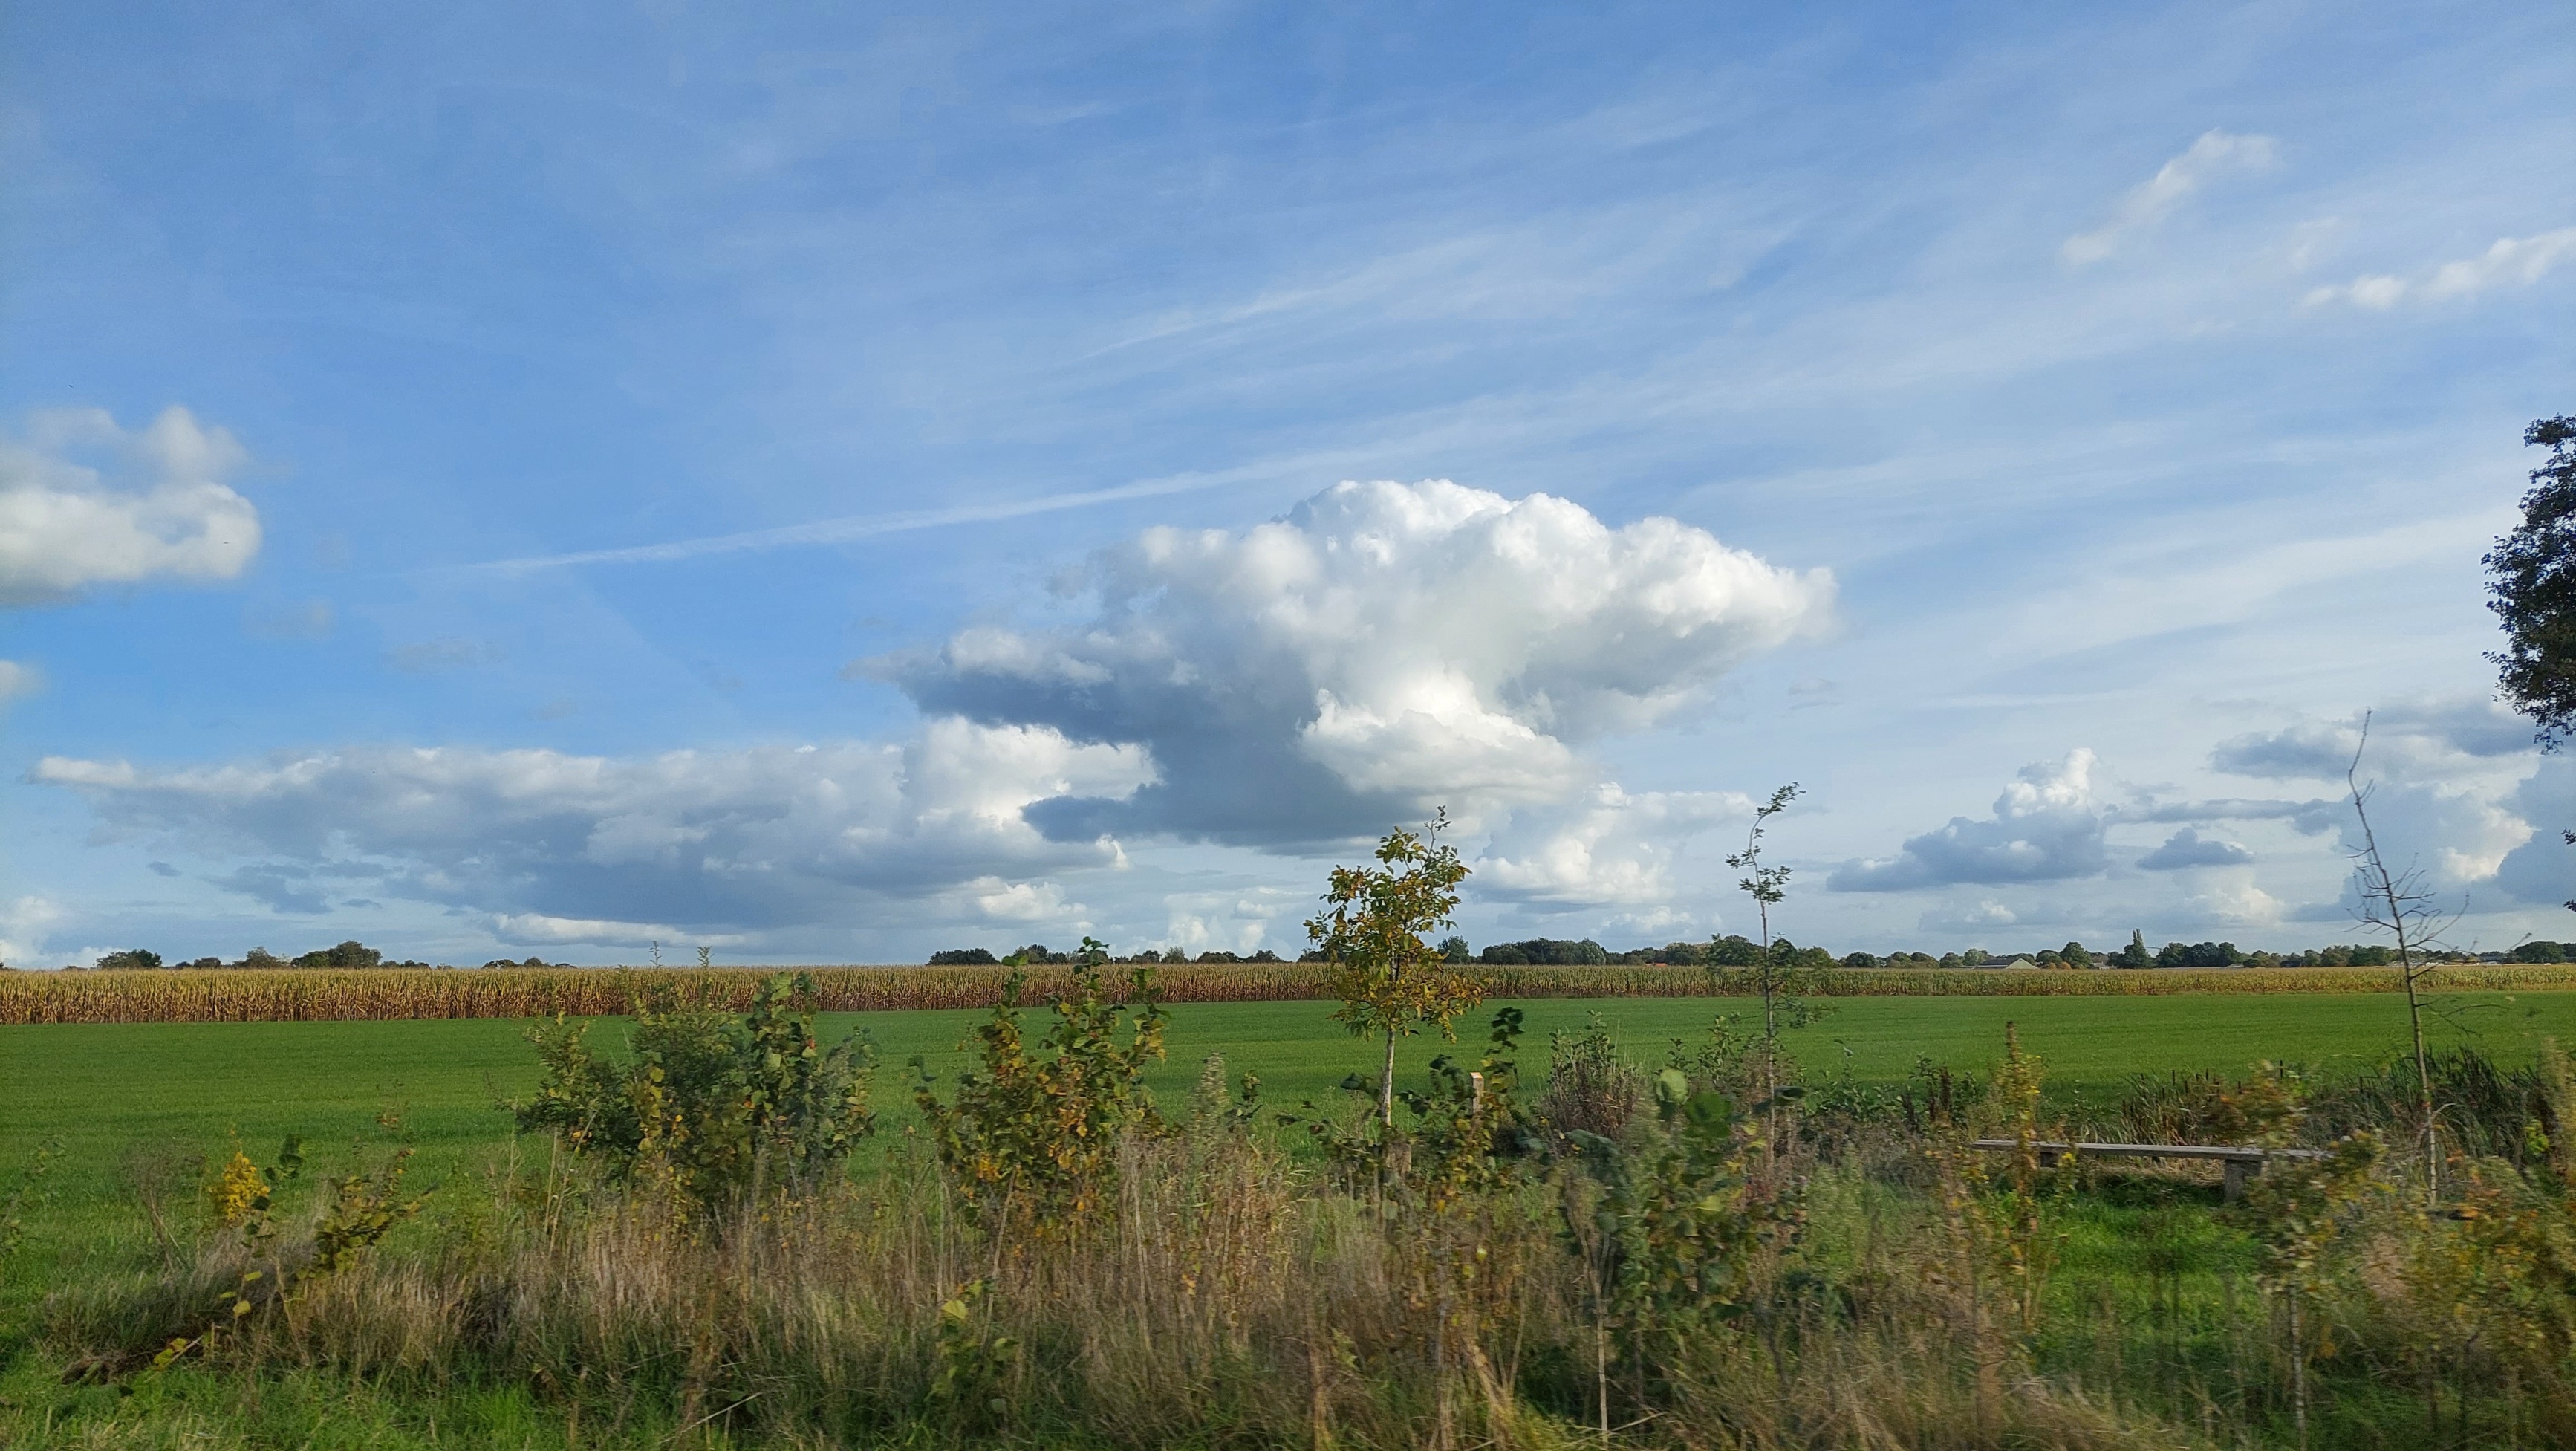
[
  {"x1": 1968, "y1": 1140, "x2": 2326, "y2": 1163},
  {"x1": 1965, "y1": 1139, "x2": 2329, "y2": 1201}
]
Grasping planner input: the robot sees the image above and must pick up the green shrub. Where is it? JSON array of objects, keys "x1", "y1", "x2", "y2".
[
  {"x1": 911, "y1": 965, "x2": 1168, "y2": 1242},
  {"x1": 1561, "y1": 1066, "x2": 1787, "y2": 1366},
  {"x1": 1538, "y1": 1013, "x2": 1642, "y2": 1143},
  {"x1": 513, "y1": 972, "x2": 876, "y2": 1208}
]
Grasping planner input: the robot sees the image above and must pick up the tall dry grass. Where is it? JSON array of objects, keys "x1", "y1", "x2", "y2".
[
  {"x1": 53, "y1": 1126, "x2": 2249, "y2": 1449},
  {"x1": 8, "y1": 962, "x2": 2575, "y2": 1024},
  {"x1": 53, "y1": 1077, "x2": 2576, "y2": 1445}
]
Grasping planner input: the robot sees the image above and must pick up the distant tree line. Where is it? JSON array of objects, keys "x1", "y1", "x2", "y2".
[
  {"x1": 53, "y1": 941, "x2": 566, "y2": 972},
  {"x1": 32, "y1": 929, "x2": 2560, "y2": 976},
  {"x1": 919, "y1": 932, "x2": 2560, "y2": 969},
  {"x1": 922, "y1": 938, "x2": 2555, "y2": 969}
]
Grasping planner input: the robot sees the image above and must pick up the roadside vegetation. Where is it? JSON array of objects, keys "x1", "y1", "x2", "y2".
[{"x1": 7, "y1": 955, "x2": 2570, "y2": 1447}]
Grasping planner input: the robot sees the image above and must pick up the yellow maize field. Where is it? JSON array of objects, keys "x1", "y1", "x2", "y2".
[{"x1": 0, "y1": 961, "x2": 2570, "y2": 1024}]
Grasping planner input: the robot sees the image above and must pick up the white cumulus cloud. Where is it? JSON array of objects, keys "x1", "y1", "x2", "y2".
[
  {"x1": 2138, "y1": 828, "x2": 2254, "y2": 871},
  {"x1": 1831, "y1": 750, "x2": 2110, "y2": 891},
  {"x1": 1479, "y1": 784, "x2": 1749, "y2": 905},
  {"x1": 2211, "y1": 700, "x2": 2536, "y2": 780},
  {"x1": 2181, "y1": 878, "x2": 2286, "y2": 929},
  {"x1": 1917, "y1": 899, "x2": 2021, "y2": 935},
  {"x1": 2211, "y1": 699, "x2": 2544, "y2": 892},
  {"x1": 871, "y1": 478, "x2": 1832, "y2": 848},
  {"x1": 0, "y1": 895, "x2": 67, "y2": 968},
  {"x1": 2062, "y1": 129, "x2": 2279, "y2": 266},
  {"x1": 2303, "y1": 227, "x2": 2576, "y2": 309},
  {"x1": 2493, "y1": 756, "x2": 2576, "y2": 911},
  {"x1": 2339, "y1": 781, "x2": 2533, "y2": 889},
  {"x1": 0, "y1": 406, "x2": 262, "y2": 606},
  {"x1": 965, "y1": 877, "x2": 1084, "y2": 924}
]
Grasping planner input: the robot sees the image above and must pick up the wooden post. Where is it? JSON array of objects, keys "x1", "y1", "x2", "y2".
[{"x1": 2223, "y1": 1157, "x2": 2254, "y2": 1201}]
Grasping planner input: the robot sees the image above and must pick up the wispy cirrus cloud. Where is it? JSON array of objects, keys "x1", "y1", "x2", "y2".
[
  {"x1": 456, "y1": 468, "x2": 1280, "y2": 575},
  {"x1": 384, "y1": 637, "x2": 504, "y2": 674},
  {"x1": 2061, "y1": 129, "x2": 2279, "y2": 265}
]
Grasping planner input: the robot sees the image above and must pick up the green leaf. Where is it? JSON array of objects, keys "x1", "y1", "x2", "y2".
[
  {"x1": 1653, "y1": 1068, "x2": 1691, "y2": 1108},
  {"x1": 1682, "y1": 1092, "x2": 1734, "y2": 1132}
]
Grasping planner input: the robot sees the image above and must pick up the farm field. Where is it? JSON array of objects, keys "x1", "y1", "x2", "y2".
[
  {"x1": 4, "y1": 986, "x2": 2569, "y2": 1447},
  {"x1": 8, "y1": 961, "x2": 2575, "y2": 1023},
  {"x1": 4, "y1": 988, "x2": 2570, "y2": 1228}
]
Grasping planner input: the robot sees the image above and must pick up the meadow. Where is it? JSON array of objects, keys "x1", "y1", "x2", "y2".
[
  {"x1": 7, "y1": 990, "x2": 2575, "y2": 1224},
  {"x1": 2, "y1": 983, "x2": 2570, "y2": 1448}
]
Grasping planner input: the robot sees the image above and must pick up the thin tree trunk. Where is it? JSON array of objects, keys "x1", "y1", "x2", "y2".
[
  {"x1": 1381, "y1": 1027, "x2": 1398, "y2": 1129},
  {"x1": 2289, "y1": 1287, "x2": 2308, "y2": 1451},
  {"x1": 2349, "y1": 720, "x2": 2441, "y2": 1205},
  {"x1": 1760, "y1": 900, "x2": 1777, "y2": 1068},
  {"x1": 1760, "y1": 900, "x2": 1780, "y2": 1152},
  {"x1": 2402, "y1": 947, "x2": 2437, "y2": 1199},
  {"x1": 1596, "y1": 1301, "x2": 1610, "y2": 1447}
]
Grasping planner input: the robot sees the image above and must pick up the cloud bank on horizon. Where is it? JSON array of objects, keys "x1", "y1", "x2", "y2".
[
  {"x1": 32, "y1": 481, "x2": 1830, "y2": 944},
  {"x1": 35, "y1": 721, "x2": 1152, "y2": 944},
  {"x1": 2, "y1": 0, "x2": 2570, "y2": 963}
]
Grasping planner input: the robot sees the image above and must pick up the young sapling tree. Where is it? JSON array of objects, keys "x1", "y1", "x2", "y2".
[
  {"x1": 1308, "y1": 811, "x2": 1479, "y2": 1129},
  {"x1": 1723, "y1": 783, "x2": 1818, "y2": 1104},
  {"x1": 2345, "y1": 713, "x2": 2460, "y2": 1203}
]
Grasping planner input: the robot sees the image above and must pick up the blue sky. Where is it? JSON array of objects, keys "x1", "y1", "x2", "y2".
[{"x1": 2, "y1": 0, "x2": 2570, "y2": 965}]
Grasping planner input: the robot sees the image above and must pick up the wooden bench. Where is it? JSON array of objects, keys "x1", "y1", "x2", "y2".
[{"x1": 1970, "y1": 1140, "x2": 2327, "y2": 1201}]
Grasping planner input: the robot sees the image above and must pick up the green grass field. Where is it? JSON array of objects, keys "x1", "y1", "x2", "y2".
[
  {"x1": 5, "y1": 988, "x2": 2572, "y2": 1234},
  {"x1": 4, "y1": 989, "x2": 2569, "y2": 1447}
]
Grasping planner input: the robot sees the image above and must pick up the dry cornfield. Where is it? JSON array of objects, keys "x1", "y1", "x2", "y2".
[{"x1": 1, "y1": 961, "x2": 2572, "y2": 1024}]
